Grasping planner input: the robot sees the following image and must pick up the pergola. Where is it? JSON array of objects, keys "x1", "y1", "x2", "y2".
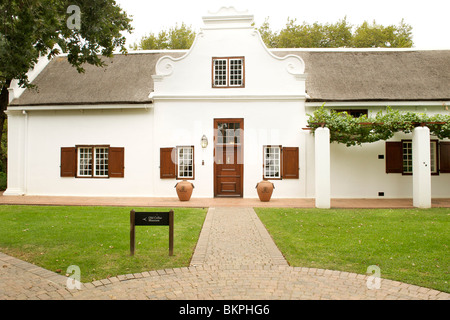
[{"x1": 306, "y1": 124, "x2": 443, "y2": 209}]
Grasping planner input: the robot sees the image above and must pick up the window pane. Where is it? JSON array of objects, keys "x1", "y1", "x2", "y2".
[
  {"x1": 78, "y1": 147, "x2": 93, "y2": 176},
  {"x1": 177, "y1": 146, "x2": 194, "y2": 179},
  {"x1": 229, "y1": 59, "x2": 243, "y2": 86},
  {"x1": 213, "y1": 59, "x2": 227, "y2": 87},
  {"x1": 402, "y1": 141, "x2": 438, "y2": 174},
  {"x1": 213, "y1": 58, "x2": 244, "y2": 88},
  {"x1": 430, "y1": 141, "x2": 437, "y2": 173},
  {"x1": 94, "y1": 147, "x2": 109, "y2": 177},
  {"x1": 402, "y1": 141, "x2": 413, "y2": 173},
  {"x1": 264, "y1": 146, "x2": 281, "y2": 179}
]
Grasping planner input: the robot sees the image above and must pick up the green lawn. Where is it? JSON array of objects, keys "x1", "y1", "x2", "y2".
[
  {"x1": 255, "y1": 208, "x2": 450, "y2": 293},
  {"x1": 0, "y1": 205, "x2": 207, "y2": 282}
]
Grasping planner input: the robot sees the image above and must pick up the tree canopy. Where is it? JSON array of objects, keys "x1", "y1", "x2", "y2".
[
  {"x1": 0, "y1": 0, "x2": 133, "y2": 168},
  {"x1": 132, "y1": 17, "x2": 414, "y2": 50},
  {"x1": 131, "y1": 23, "x2": 196, "y2": 50},
  {"x1": 259, "y1": 17, "x2": 413, "y2": 48}
]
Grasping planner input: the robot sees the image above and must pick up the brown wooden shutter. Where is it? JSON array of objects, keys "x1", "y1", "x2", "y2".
[
  {"x1": 440, "y1": 142, "x2": 450, "y2": 173},
  {"x1": 282, "y1": 147, "x2": 299, "y2": 179},
  {"x1": 385, "y1": 142, "x2": 403, "y2": 173},
  {"x1": 61, "y1": 147, "x2": 76, "y2": 177},
  {"x1": 109, "y1": 147, "x2": 125, "y2": 178},
  {"x1": 160, "y1": 147, "x2": 176, "y2": 179}
]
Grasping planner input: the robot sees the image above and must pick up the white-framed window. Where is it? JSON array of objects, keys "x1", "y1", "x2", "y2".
[
  {"x1": 212, "y1": 57, "x2": 244, "y2": 88},
  {"x1": 402, "y1": 141, "x2": 413, "y2": 174},
  {"x1": 402, "y1": 140, "x2": 438, "y2": 174},
  {"x1": 430, "y1": 140, "x2": 438, "y2": 174},
  {"x1": 229, "y1": 58, "x2": 244, "y2": 87},
  {"x1": 213, "y1": 59, "x2": 228, "y2": 87},
  {"x1": 78, "y1": 147, "x2": 93, "y2": 177},
  {"x1": 94, "y1": 147, "x2": 109, "y2": 177},
  {"x1": 77, "y1": 146, "x2": 109, "y2": 178},
  {"x1": 177, "y1": 146, "x2": 194, "y2": 179},
  {"x1": 263, "y1": 145, "x2": 281, "y2": 179}
]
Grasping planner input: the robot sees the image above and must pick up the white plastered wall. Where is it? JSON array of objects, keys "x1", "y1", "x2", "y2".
[
  {"x1": 5, "y1": 107, "x2": 156, "y2": 197},
  {"x1": 152, "y1": 99, "x2": 307, "y2": 198}
]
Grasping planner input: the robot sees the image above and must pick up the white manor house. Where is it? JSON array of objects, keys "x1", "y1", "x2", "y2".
[{"x1": 5, "y1": 7, "x2": 450, "y2": 208}]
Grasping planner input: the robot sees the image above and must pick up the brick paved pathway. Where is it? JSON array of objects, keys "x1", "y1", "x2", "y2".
[{"x1": 1, "y1": 207, "x2": 449, "y2": 300}]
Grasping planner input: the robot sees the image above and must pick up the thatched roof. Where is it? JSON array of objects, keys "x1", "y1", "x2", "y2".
[
  {"x1": 274, "y1": 49, "x2": 450, "y2": 102},
  {"x1": 10, "y1": 52, "x2": 185, "y2": 106},
  {"x1": 10, "y1": 49, "x2": 450, "y2": 106}
]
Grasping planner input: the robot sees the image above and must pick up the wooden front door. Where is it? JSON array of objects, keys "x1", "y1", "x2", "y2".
[{"x1": 214, "y1": 118, "x2": 243, "y2": 197}]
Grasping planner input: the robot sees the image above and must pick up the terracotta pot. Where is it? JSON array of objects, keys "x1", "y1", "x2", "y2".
[
  {"x1": 256, "y1": 180, "x2": 274, "y2": 202},
  {"x1": 175, "y1": 180, "x2": 194, "y2": 201}
]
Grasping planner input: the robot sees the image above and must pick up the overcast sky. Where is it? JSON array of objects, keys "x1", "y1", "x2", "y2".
[{"x1": 115, "y1": 0, "x2": 450, "y2": 49}]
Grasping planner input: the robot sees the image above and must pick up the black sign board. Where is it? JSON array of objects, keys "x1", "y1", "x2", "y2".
[
  {"x1": 134, "y1": 212, "x2": 170, "y2": 226},
  {"x1": 130, "y1": 209, "x2": 174, "y2": 256}
]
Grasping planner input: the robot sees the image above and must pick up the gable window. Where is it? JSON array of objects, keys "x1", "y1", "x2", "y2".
[
  {"x1": 263, "y1": 145, "x2": 299, "y2": 180},
  {"x1": 212, "y1": 57, "x2": 245, "y2": 88},
  {"x1": 60, "y1": 145, "x2": 124, "y2": 178}
]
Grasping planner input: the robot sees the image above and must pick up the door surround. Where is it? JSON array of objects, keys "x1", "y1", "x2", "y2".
[{"x1": 213, "y1": 118, "x2": 244, "y2": 197}]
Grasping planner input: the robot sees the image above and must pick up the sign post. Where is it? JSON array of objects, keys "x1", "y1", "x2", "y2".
[{"x1": 130, "y1": 209, "x2": 174, "y2": 256}]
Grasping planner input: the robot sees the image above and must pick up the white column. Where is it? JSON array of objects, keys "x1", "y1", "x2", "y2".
[
  {"x1": 412, "y1": 126, "x2": 431, "y2": 208},
  {"x1": 3, "y1": 110, "x2": 26, "y2": 195},
  {"x1": 315, "y1": 127, "x2": 330, "y2": 208}
]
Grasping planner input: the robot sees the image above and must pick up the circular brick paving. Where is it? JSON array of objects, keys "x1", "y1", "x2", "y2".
[{"x1": 1, "y1": 207, "x2": 449, "y2": 300}]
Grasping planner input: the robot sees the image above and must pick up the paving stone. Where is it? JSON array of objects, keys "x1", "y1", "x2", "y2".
[{"x1": 1, "y1": 206, "x2": 449, "y2": 300}]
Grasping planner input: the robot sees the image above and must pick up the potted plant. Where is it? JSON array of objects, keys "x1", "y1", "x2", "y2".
[
  {"x1": 256, "y1": 180, "x2": 274, "y2": 202},
  {"x1": 175, "y1": 180, "x2": 194, "y2": 201}
]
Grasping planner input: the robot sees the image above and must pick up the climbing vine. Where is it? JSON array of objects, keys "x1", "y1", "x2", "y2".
[{"x1": 307, "y1": 105, "x2": 450, "y2": 146}]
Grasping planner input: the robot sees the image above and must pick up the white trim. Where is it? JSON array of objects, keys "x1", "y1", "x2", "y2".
[
  {"x1": 7, "y1": 104, "x2": 153, "y2": 111},
  {"x1": 150, "y1": 94, "x2": 308, "y2": 101},
  {"x1": 270, "y1": 47, "x2": 450, "y2": 52},
  {"x1": 306, "y1": 101, "x2": 450, "y2": 107}
]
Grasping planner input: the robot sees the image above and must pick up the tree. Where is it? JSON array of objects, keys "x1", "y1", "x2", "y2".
[
  {"x1": 131, "y1": 23, "x2": 196, "y2": 50},
  {"x1": 352, "y1": 19, "x2": 413, "y2": 48},
  {"x1": 0, "y1": 0, "x2": 133, "y2": 167},
  {"x1": 276, "y1": 17, "x2": 353, "y2": 48},
  {"x1": 258, "y1": 17, "x2": 413, "y2": 48}
]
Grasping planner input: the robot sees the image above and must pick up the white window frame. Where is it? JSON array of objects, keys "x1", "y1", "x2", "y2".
[
  {"x1": 94, "y1": 147, "x2": 109, "y2": 177},
  {"x1": 430, "y1": 140, "x2": 438, "y2": 174},
  {"x1": 177, "y1": 146, "x2": 194, "y2": 179},
  {"x1": 212, "y1": 57, "x2": 245, "y2": 88},
  {"x1": 228, "y1": 58, "x2": 244, "y2": 87},
  {"x1": 78, "y1": 147, "x2": 93, "y2": 177},
  {"x1": 402, "y1": 140, "x2": 438, "y2": 175},
  {"x1": 213, "y1": 58, "x2": 228, "y2": 87},
  {"x1": 77, "y1": 146, "x2": 109, "y2": 178},
  {"x1": 402, "y1": 141, "x2": 413, "y2": 174},
  {"x1": 263, "y1": 145, "x2": 281, "y2": 179}
]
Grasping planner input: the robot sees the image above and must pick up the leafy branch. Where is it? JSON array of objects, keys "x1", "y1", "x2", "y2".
[{"x1": 307, "y1": 105, "x2": 449, "y2": 146}]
